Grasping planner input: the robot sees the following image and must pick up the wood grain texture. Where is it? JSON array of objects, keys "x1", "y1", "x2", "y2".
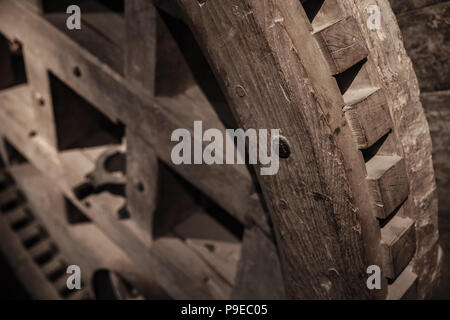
[
  {"x1": 314, "y1": 16, "x2": 369, "y2": 75},
  {"x1": 0, "y1": 85, "x2": 233, "y2": 299},
  {"x1": 386, "y1": 266, "x2": 418, "y2": 300},
  {"x1": 232, "y1": 227, "x2": 286, "y2": 299},
  {"x1": 179, "y1": 0, "x2": 371, "y2": 299},
  {"x1": 23, "y1": 49, "x2": 58, "y2": 149},
  {"x1": 0, "y1": 0, "x2": 269, "y2": 232},
  {"x1": 381, "y1": 216, "x2": 416, "y2": 279},
  {"x1": 366, "y1": 155, "x2": 410, "y2": 219},
  {"x1": 343, "y1": 88, "x2": 392, "y2": 149},
  {"x1": 338, "y1": 0, "x2": 440, "y2": 299},
  {"x1": 126, "y1": 132, "x2": 158, "y2": 246},
  {"x1": 9, "y1": 163, "x2": 168, "y2": 299},
  {"x1": 125, "y1": 0, "x2": 157, "y2": 91}
]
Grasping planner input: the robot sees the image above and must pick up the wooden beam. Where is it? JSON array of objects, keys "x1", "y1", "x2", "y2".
[
  {"x1": 343, "y1": 88, "x2": 392, "y2": 149},
  {"x1": 178, "y1": 0, "x2": 372, "y2": 299},
  {"x1": 23, "y1": 48, "x2": 58, "y2": 148},
  {"x1": 124, "y1": 0, "x2": 159, "y2": 244},
  {"x1": 381, "y1": 215, "x2": 416, "y2": 280},
  {"x1": 125, "y1": 0, "x2": 157, "y2": 91},
  {"x1": 232, "y1": 227, "x2": 286, "y2": 299},
  {"x1": 314, "y1": 16, "x2": 369, "y2": 75},
  {"x1": 366, "y1": 155, "x2": 410, "y2": 219}
]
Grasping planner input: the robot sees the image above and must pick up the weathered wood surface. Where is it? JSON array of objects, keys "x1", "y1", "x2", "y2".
[
  {"x1": 0, "y1": 85, "x2": 233, "y2": 299},
  {"x1": 386, "y1": 266, "x2": 418, "y2": 300},
  {"x1": 176, "y1": 0, "x2": 441, "y2": 299},
  {"x1": 338, "y1": 0, "x2": 440, "y2": 299},
  {"x1": 124, "y1": 0, "x2": 158, "y2": 245},
  {"x1": 0, "y1": 0, "x2": 270, "y2": 234},
  {"x1": 232, "y1": 227, "x2": 286, "y2": 300},
  {"x1": 366, "y1": 155, "x2": 409, "y2": 219},
  {"x1": 343, "y1": 89, "x2": 392, "y2": 149},
  {"x1": 23, "y1": 49, "x2": 58, "y2": 148},
  {"x1": 125, "y1": 0, "x2": 157, "y2": 90},
  {"x1": 381, "y1": 215, "x2": 416, "y2": 279},
  {"x1": 0, "y1": 0, "x2": 442, "y2": 300},
  {"x1": 178, "y1": 0, "x2": 373, "y2": 299},
  {"x1": 9, "y1": 163, "x2": 168, "y2": 299},
  {"x1": 389, "y1": 0, "x2": 449, "y2": 299},
  {"x1": 314, "y1": 16, "x2": 369, "y2": 75}
]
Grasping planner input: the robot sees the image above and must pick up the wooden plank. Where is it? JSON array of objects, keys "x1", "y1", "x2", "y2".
[
  {"x1": 124, "y1": 1, "x2": 158, "y2": 245},
  {"x1": 186, "y1": 239, "x2": 241, "y2": 286},
  {"x1": 366, "y1": 155, "x2": 410, "y2": 219},
  {"x1": 343, "y1": 88, "x2": 392, "y2": 149},
  {"x1": 179, "y1": 0, "x2": 378, "y2": 299},
  {"x1": 81, "y1": 2, "x2": 125, "y2": 48},
  {"x1": 314, "y1": 16, "x2": 369, "y2": 75},
  {"x1": 335, "y1": 0, "x2": 439, "y2": 298},
  {"x1": 126, "y1": 132, "x2": 158, "y2": 246},
  {"x1": 381, "y1": 216, "x2": 416, "y2": 279},
  {"x1": 23, "y1": 48, "x2": 58, "y2": 148},
  {"x1": 18, "y1": 0, "x2": 43, "y2": 14},
  {"x1": 151, "y1": 237, "x2": 233, "y2": 299},
  {"x1": 232, "y1": 227, "x2": 286, "y2": 299},
  {"x1": 386, "y1": 266, "x2": 418, "y2": 300},
  {"x1": 125, "y1": 0, "x2": 157, "y2": 91},
  {"x1": 44, "y1": 13, "x2": 124, "y2": 74},
  {"x1": 173, "y1": 210, "x2": 242, "y2": 285}
]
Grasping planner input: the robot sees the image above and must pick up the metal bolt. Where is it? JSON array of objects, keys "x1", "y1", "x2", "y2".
[
  {"x1": 37, "y1": 96, "x2": 45, "y2": 107},
  {"x1": 274, "y1": 135, "x2": 291, "y2": 159},
  {"x1": 235, "y1": 85, "x2": 246, "y2": 98},
  {"x1": 136, "y1": 182, "x2": 145, "y2": 193},
  {"x1": 279, "y1": 199, "x2": 289, "y2": 210},
  {"x1": 73, "y1": 66, "x2": 82, "y2": 77}
]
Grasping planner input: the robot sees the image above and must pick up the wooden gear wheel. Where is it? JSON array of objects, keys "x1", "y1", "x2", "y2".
[{"x1": 0, "y1": 0, "x2": 441, "y2": 300}]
